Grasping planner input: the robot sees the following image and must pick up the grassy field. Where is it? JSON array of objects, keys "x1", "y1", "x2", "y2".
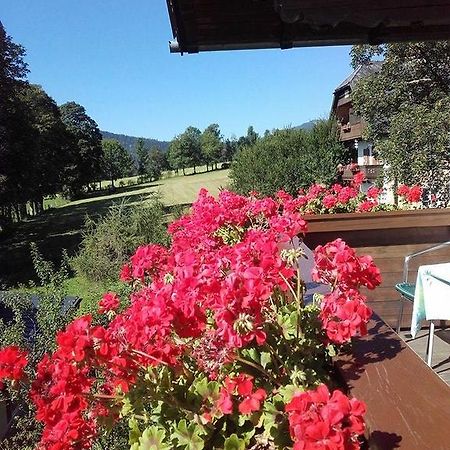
[{"x1": 0, "y1": 167, "x2": 230, "y2": 288}]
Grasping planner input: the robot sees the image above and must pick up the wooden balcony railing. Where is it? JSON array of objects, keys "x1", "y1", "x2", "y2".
[
  {"x1": 342, "y1": 164, "x2": 383, "y2": 181},
  {"x1": 339, "y1": 121, "x2": 363, "y2": 141}
]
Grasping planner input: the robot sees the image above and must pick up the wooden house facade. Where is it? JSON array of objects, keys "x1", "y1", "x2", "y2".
[{"x1": 331, "y1": 62, "x2": 383, "y2": 183}]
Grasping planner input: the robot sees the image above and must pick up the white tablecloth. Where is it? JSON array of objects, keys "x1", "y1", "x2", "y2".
[{"x1": 411, "y1": 262, "x2": 450, "y2": 338}]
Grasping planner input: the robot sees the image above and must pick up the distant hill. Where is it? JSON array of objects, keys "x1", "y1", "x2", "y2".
[
  {"x1": 295, "y1": 120, "x2": 318, "y2": 131},
  {"x1": 101, "y1": 131, "x2": 170, "y2": 158}
]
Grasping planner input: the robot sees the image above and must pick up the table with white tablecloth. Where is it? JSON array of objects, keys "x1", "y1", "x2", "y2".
[{"x1": 411, "y1": 262, "x2": 450, "y2": 338}]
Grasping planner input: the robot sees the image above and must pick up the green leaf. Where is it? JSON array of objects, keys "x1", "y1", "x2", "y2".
[
  {"x1": 242, "y1": 347, "x2": 260, "y2": 364},
  {"x1": 260, "y1": 351, "x2": 272, "y2": 369},
  {"x1": 326, "y1": 344, "x2": 337, "y2": 357},
  {"x1": 121, "y1": 396, "x2": 133, "y2": 417},
  {"x1": 237, "y1": 414, "x2": 248, "y2": 427},
  {"x1": 172, "y1": 419, "x2": 205, "y2": 450},
  {"x1": 224, "y1": 434, "x2": 246, "y2": 450},
  {"x1": 137, "y1": 426, "x2": 170, "y2": 450},
  {"x1": 279, "y1": 384, "x2": 300, "y2": 403},
  {"x1": 194, "y1": 377, "x2": 209, "y2": 398},
  {"x1": 193, "y1": 376, "x2": 219, "y2": 400},
  {"x1": 128, "y1": 418, "x2": 141, "y2": 445}
]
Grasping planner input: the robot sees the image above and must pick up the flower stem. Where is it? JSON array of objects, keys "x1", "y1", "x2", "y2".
[
  {"x1": 235, "y1": 355, "x2": 280, "y2": 386},
  {"x1": 130, "y1": 348, "x2": 169, "y2": 366}
]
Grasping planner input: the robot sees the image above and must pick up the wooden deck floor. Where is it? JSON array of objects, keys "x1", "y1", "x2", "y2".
[{"x1": 399, "y1": 327, "x2": 450, "y2": 385}]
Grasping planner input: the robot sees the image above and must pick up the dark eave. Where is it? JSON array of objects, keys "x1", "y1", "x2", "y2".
[{"x1": 166, "y1": 0, "x2": 450, "y2": 54}]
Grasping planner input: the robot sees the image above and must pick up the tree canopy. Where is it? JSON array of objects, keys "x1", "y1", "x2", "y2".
[
  {"x1": 59, "y1": 102, "x2": 103, "y2": 198},
  {"x1": 0, "y1": 24, "x2": 71, "y2": 217},
  {"x1": 351, "y1": 42, "x2": 450, "y2": 204},
  {"x1": 201, "y1": 123, "x2": 222, "y2": 170},
  {"x1": 101, "y1": 139, "x2": 134, "y2": 187},
  {"x1": 230, "y1": 120, "x2": 344, "y2": 196},
  {"x1": 167, "y1": 126, "x2": 202, "y2": 175},
  {"x1": 135, "y1": 137, "x2": 148, "y2": 176}
]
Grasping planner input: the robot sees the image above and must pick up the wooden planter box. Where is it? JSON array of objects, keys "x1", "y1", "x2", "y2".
[{"x1": 303, "y1": 208, "x2": 450, "y2": 328}]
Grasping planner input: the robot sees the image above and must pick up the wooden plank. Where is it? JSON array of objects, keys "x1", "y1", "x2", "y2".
[{"x1": 335, "y1": 315, "x2": 450, "y2": 450}]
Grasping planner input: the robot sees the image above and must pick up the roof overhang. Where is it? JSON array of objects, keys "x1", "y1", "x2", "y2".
[{"x1": 166, "y1": 0, "x2": 450, "y2": 54}]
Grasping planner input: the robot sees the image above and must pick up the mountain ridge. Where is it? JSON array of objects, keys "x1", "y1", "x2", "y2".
[{"x1": 101, "y1": 131, "x2": 170, "y2": 157}]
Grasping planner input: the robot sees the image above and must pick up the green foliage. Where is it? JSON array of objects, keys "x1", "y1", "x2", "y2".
[
  {"x1": 168, "y1": 127, "x2": 203, "y2": 175},
  {"x1": 136, "y1": 137, "x2": 149, "y2": 176},
  {"x1": 146, "y1": 148, "x2": 169, "y2": 181},
  {"x1": 0, "y1": 244, "x2": 78, "y2": 449},
  {"x1": 230, "y1": 121, "x2": 344, "y2": 196},
  {"x1": 72, "y1": 199, "x2": 169, "y2": 283},
  {"x1": 201, "y1": 123, "x2": 222, "y2": 170},
  {"x1": 223, "y1": 434, "x2": 246, "y2": 450},
  {"x1": 59, "y1": 101, "x2": 103, "y2": 199},
  {"x1": 351, "y1": 42, "x2": 450, "y2": 204},
  {"x1": 222, "y1": 138, "x2": 238, "y2": 162},
  {"x1": 350, "y1": 44, "x2": 384, "y2": 69},
  {"x1": 101, "y1": 139, "x2": 134, "y2": 186},
  {"x1": 131, "y1": 426, "x2": 171, "y2": 450},
  {"x1": 16, "y1": 85, "x2": 69, "y2": 204},
  {"x1": 0, "y1": 23, "x2": 71, "y2": 220},
  {"x1": 172, "y1": 420, "x2": 205, "y2": 450}
]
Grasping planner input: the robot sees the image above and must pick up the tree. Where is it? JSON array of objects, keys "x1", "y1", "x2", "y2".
[
  {"x1": 135, "y1": 137, "x2": 148, "y2": 176},
  {"x1": 351, "y1": 42, "x2": 450, "y2": 204},
  {"x1": 59, "y1": 102, "x2": 103, "y2": 198},
  {"x1": 222, "y1": 137, "x2": 238, "y2": 162},
  {"x1": 180, "y1": 126, "x2": 202, "y2": 174},
  {"x1": 16, "y1": 84, "x2": 70, "y2": 214},
  {"x1": 168, "y1": 127, "x2": 202, "y2": 175},
  {"x1": 146, "y1": 147, "x2": 168, "y2": 181},
  {"x1": 230, "y1": 121, "x2": 344, "y2": 196},
  {"x1": 0, "y1": 21, "x2": 29, "y2": 220},
  {"x1": 101, "y1": 139, "x2": 134, "y2": 187},
  {"x1": 201, "y1": 123, "x2": 222, "y2": 171},
  {"x1": 167, "y1": 134, "x2": 183, "y2": 174},
  {"x1": 246, "y1": 125, "x2": 258, "y2": 146}
]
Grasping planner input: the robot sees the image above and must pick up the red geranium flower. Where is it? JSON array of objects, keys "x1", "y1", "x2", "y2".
[
  {"x1": 0, "y1": 346, "x2": 28, "y2": 383},
  {"x1": 98, "y1": 292, "x2": 120, "y2": 314}
]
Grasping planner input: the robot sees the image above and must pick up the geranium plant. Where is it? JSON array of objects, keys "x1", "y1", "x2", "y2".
[
  {"x1": 0, "y1": 189, "x2": 382, "y2": 450},
  {"x1": 291, "y1": 172, "x2": 422, "y2": 215}
]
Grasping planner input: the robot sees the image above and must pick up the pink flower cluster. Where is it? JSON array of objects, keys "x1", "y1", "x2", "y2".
[
  {"x1": 397, "y1": 184, "x2": 423, "y2": 203},
  {"x1": 23, "y1": 189, "x2": 308, "y2": 449},
  {"x1": 290, "y1": 173, "x2": 373, "y2": 214},
  {"x1": 313, "y1": 239, "x2": 381, "y2": 344},
  {"x1": 217, "y1": 374, "x2": 267, "y2": 415},
  {"x1": 0, "y1": 346, "x2": 28, "y2": 389},
  {"x1": 0, "y1": 189, "x2": 378, "y2": 450},
  {"x1": 29, "y1": 316, "x2": 141, "y2": 450},
  {"x1": 291, "y1": 174, "x2": 423, "y2": 215},
  {"x1": 286, "y1": 384, "x2": 366, "y2": 450}
]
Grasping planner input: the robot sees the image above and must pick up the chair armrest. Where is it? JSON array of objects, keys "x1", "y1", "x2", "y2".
[{"x1": 403, "y1": 240, "x2": 450, "y2": 282}]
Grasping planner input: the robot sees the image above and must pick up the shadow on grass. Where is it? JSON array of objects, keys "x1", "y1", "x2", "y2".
[
  {"x1": 163, "y1": 203, "x2": 192, "y2": 215},
  {"x1": 0, "y1": 189, "x2": 159, "y2": 287},
  {"x1": 81, "y1": 181, "x2": 163, "y2": 199}
]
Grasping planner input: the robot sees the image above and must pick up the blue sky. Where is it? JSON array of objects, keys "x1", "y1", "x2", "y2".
[{"x1": 2, "y1": 0, "x2": 353, "y2": 141}]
